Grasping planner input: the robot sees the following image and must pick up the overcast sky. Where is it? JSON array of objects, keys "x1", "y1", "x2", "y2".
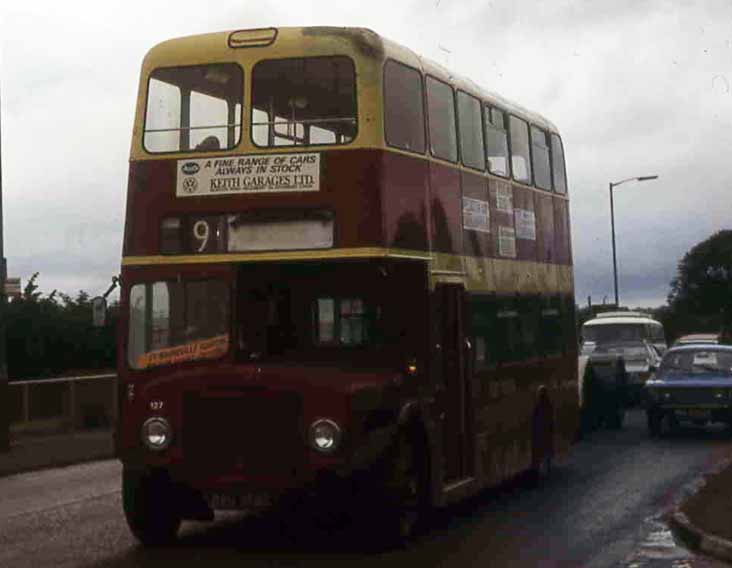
[{"x1": 0, "y1": 0, "x2": 730, "y2": 307}]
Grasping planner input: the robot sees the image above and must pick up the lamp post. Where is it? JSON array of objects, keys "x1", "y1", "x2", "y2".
[
  {"x1": 609, "y1": 175, "x2": 659, "y2": 307},
  {"x1": 0, "y1": 86, "x2": 7, "y2": 452}
]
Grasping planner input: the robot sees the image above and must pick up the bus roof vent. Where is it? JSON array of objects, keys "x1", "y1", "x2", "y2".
[{"x1": 228, "y1": 28, "x2": 278, "y2": 49}]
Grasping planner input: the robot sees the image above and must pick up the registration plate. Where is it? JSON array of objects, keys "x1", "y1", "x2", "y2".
[{"x1": 204, "y1": 491, "x2": 272, "y2": 510}]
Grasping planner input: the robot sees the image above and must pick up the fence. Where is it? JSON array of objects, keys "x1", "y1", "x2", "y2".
[{"x1": 9, "y1": 374, "x2": 116, "y2": 437}]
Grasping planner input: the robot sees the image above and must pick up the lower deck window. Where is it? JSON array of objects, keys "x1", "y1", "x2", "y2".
[
  {"x1": 470, "y1": 293, "x2": 573, "y2": 365},
  {"x1": 128, "y1": 279, "x2": 229, "y2": 369},
  {"x1": 313, "y1": 297, "x2": 371, "y2": 346}
]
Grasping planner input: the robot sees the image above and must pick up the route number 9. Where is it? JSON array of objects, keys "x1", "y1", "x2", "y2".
[{"x1": 193, "y1": 220, "x2": 210, "y2": 252}]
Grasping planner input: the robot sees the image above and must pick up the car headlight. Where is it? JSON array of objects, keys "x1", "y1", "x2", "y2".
[
  {"x1": 308, "y1": 418, "x2": 342, "y2": 454},
  {"x1": 141, "y1": 417, "x2": 173, "y2": 451}
]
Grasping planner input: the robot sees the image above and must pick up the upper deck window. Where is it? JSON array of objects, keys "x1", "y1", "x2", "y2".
[
  {"x1": 457, "y1": 91, "x2": 485, "y2": 170},
  {"x1": 531, "y1": 125, "x2": 552, "y2": 191},
  {"x1": 251, "y1": 56, "x2": 357, "y2": 147},
  {"x1": 144, "y1": 64, "x2": 243, "y2": 153},
  {"x1": 484, "y1": 106, "x2": 509, "y2": 177},
  {"x1": 551, "y1": 133, "x2": 568, "y2": 194},
  {"x1": 383, "y1": 60, "x2": 425, "y2": 154},
  {"x1": 426, "y1": 76, "x2": 458, "y2": 162},
  {"x1": 509, "y1": 115, "x2": 532, "y2": 184}
]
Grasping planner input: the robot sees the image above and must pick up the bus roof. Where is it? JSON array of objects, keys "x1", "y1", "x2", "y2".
[
  {"x1": 142, "y1": 26, "x2": 560, "y2": 134},
  {"x1": 583, "y1": 315, "x2": 661, "y2": 327}
]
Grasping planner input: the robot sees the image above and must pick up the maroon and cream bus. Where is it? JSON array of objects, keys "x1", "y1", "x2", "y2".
[{"x1": 116, "y1": 26, "x2": 579, "y2": 545}]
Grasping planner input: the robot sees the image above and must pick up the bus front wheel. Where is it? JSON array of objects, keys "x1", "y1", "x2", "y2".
[
  {"x1": 529, "y1": 401, "x2": 554, "y2": 486},
  {"x1": 122, "y1": 467, "x2": 181, "y2": 546},
  {"x1": 370, "y1": 428, "x2": 430, "y2": 547}
]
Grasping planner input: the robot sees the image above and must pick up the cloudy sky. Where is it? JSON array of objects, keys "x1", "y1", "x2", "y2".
[{"x1": 0, "y1": 0, "x2": 730, "y2": 307}]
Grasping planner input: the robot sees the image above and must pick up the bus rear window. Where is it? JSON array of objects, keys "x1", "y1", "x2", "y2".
[
  {"x1": 128, "y1": 280, "x2": 230, "y2": 369},
  {"x1": 144, "y1": 64, "x2": 243, "y2": 153},
  {"x1": 251, "y1": 57, "x2": 357, "y2": 147}
]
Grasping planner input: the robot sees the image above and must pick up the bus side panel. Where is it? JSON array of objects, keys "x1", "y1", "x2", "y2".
[
  {"x1": 380, "y1": 151, "x2": 430, "y2": 251},
  {"x1": 535, "y1": 192, "x2": 556, "y2": 264},
  {"x1": 553, "y1": 197, "x2": 572, "y2": 266},
  {"x1": 429, "y1": 162, "x2": 462, "y2": 256},
  {"x1": 488, "y1": 178, "x2": 513, "y2": 258},
  {"x1": 461, "y1": 171, "x2": 491, "y2": 258},
  {"x1": 124, "y1": 160, "x2": 177, "y2": 256},
  {"x1": 512, "y1": 185, "x2": 538, "y2": 261}
]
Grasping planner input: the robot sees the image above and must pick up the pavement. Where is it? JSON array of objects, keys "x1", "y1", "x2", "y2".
[
  {"x1": 668, "y1": 453, "x2": 732, "y2": 564},
  {"x1": 0, "y1": 429, "x2": 115, "y2": 478}
]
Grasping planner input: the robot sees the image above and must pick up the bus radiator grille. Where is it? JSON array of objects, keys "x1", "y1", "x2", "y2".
[{"x1": 182, "y1": 390, "x2": 304, "y2": 476}]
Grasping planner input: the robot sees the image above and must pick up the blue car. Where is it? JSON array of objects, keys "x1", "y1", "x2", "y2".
[{"x1": 644, "y1": 344, "x2": 732, "y2": 437}]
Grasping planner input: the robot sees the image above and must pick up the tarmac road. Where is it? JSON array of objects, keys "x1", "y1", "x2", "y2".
[{"x1": 1, "y1": 410, "x2": 730, "y2": 568}]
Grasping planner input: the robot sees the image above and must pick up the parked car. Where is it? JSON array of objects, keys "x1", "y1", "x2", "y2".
[
  {"x1": 590, "y1": 341, "x2": 661, "y2": 405},
  {"x1": 644, "y1": 344, "x2": 732, "y2": 437},
  {"x1": 671, "y1": 333, "x2": 720, "y2": 347}
]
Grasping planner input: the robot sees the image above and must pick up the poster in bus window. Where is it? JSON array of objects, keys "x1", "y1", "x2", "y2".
[
  {"x1": 176, "y1": 153, "x2": 320, "y2": 197},
  {"x1": 495, "y1": 184, "x2": 513, "y2": 214},
  {"x1": 498, "y1": 226, "x2": 516, "y2": 258},
  {"x1": 462, "y1": 197, "x2": 490, "y2": 233},
  {"x1": 514, "y1": 208, "x2": 536, "y2": 240}
]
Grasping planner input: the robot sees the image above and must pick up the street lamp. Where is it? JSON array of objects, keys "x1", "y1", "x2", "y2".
[
  {"x1": 0, "y1": 86, "x2": 7, "y2": 452},
  {"x1": 609, "y1": 175, "x2": 659, "y2": 307}
]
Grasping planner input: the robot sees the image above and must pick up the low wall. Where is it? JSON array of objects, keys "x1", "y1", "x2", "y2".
[{"x1": 9, "y1": 374, "x2": 116, "y2": 437}]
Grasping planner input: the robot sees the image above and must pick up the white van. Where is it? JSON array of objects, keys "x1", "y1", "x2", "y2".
[{"x1": 580, "y1": 311, "x2": 667, "y2": 354}]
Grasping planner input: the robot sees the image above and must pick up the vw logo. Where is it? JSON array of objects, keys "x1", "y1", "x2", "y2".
[{"x1": 182, "y1": 177, "x2": 198, "y2": 194}]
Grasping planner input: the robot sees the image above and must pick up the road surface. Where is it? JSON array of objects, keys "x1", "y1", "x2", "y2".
[{"x1": 1, "y1": 410, "x2": 730, "y2": 567}]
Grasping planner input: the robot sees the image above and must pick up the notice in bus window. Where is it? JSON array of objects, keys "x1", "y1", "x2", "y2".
[
  {"x1": 176, "y1": 153, "x2": 320, "y2": 197},
  {"x1": 495, "y1": 184, "x2": 513, "y2": 214},
  {"x1": 137, "y1": 334, "x2": 229, "y2": 369},
  {"x1": 462, "y1": 197, "x2": 490, "y2": 233},
  {"x1": 498, "y1": 226, "x2": 517, "y2": 258},
  {"x1": 514, "y1": 208, "x2": 536, "y2": 240}
]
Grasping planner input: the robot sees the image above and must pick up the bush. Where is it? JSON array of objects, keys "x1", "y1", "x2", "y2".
[{"x1": 4, "y1": 273, "x2": 117, "y2": 379}]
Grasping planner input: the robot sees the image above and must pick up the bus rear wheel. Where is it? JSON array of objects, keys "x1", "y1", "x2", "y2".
[{"x1": 122, "y1": 467, "x2": 181, "y2": 546}]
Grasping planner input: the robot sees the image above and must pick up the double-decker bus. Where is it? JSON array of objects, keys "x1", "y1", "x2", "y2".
[{"x1": 117, "y1": 26, "x2": 579, "y2": 545}]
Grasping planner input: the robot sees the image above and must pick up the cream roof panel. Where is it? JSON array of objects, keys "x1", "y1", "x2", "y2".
[{"x1": 142, "y1": 27, "x2": 560, "y2": 134}]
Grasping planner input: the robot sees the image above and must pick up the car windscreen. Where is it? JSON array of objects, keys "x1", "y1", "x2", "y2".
[
  {"x1": 582, "y1": 323, "x2": 645, "y2": 343},
  {"x1": 659, "y1": 349, "x2": 732, "y2": 377}
]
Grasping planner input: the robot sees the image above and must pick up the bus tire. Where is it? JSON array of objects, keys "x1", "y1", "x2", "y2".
[
  {"x1": 122, "y1": 467, "x2": 181, "y2": 546},
  {"x1": 375, "y1": 428, "x2": 430, "y2": 547},
  {"x1": 529, "y1": 399, "x2": 554, "y2": 487}
]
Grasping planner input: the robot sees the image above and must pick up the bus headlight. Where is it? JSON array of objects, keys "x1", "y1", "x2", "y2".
[
  {"x1": 141, "y1": 417, "x2": 173, "y2": 451},
  {"x1": 308, "y1": 419, "x2": 342, "y2": 454}
]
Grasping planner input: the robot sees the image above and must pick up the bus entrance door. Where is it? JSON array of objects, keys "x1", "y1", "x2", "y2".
[{"x1": 434, "y1": 284, "x2": 473, "y2": 483}]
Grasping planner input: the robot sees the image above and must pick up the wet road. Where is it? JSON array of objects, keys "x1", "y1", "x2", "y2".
[{"x1": 1, "y1": 410, "x2": 731, "y2": 568}]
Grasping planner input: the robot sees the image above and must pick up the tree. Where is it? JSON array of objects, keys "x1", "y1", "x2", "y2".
[
  {"x1": 667, "y1": 230, "x2": 732, "y2": 337},
  {"x1": 5, "y1": 274, "x2": 117, "y2": 378}
]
